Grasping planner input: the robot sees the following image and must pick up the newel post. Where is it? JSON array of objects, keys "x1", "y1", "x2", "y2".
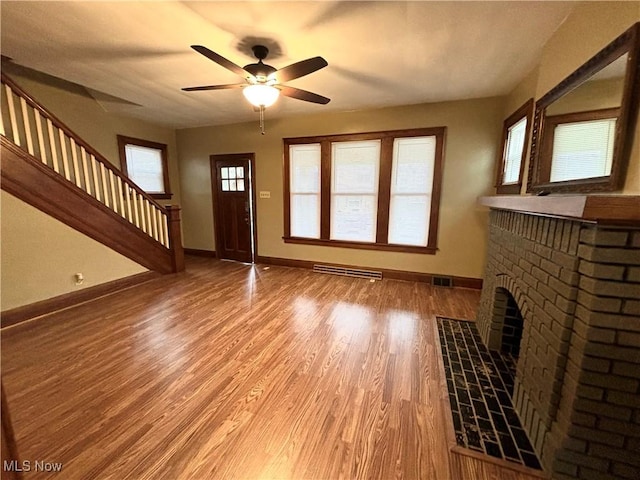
[{"x1": 166, "y1": 205, "x2": 185, "y2": 273}]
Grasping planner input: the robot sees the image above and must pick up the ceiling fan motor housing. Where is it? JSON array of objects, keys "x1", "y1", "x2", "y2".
[
  {"x1": 245, "y1": 45, "x2": 277, "y2": 82},
  {"x1": 244, "y1": 62, "x2": 277, "y2": 81}
]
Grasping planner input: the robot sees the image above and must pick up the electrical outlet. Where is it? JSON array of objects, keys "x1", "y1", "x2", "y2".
[{"x1": 259, "y1": 191, "x2": 271, "y2": 199}]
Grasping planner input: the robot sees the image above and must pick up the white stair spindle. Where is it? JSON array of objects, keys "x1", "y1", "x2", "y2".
[
  {"x1": 58, "y1": 129, "x2": 71, "y2": 181},
  {"x1": 132, "y1": 190, "x2": 140, "y2": 228},
  {"x1": 116, "y1": 176, "x2": 126, "y2": 218},
  {"x1": 90, "y1": 155, "x2": 101, "y2": 202},
  {"x1": 6, "y1": 86, "x2": 21, "y2": 146},
  {"x1": 125, "y1": 184, "x2": 133, "y2": 222},
  {"x1": 81, "y1": 147, "x2": 92, "y2": 195},
  {"x1": 34, "y1": 110, "x2": 48, "y2": 165},
  {"x1": 99, "y1": 163, "x2": 110, "y2": 207},
  {"x1": 162, "y1": 213, "x2": 171, "y2": 248},
  {"x1": 70, "y1": 138, "x2": 82, "y2": 188},
  {"x1": 139, "y1": 196, "x2": 147, "y2": 233},
  {"x1": 19, "y1": 98, "x2": 35, "y2": 155},
  {"x1": 46, "y1": 120, "x2": 60, "y2": 173},
  {"x1": 109, "y1": 170, "x2": 118, "y2": 213}
]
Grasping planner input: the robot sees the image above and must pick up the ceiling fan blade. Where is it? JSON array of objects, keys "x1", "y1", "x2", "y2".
[
  {"x1": 182, "y1": 83, "x2": 245, "y2": 92},
  {"x1": 273, "y1": 57, "x2": 328, "y2": 83},
  {"x1": 191, "y1": 45, "x2": 251, "y2": 79},
  {"x1": 279, "y1": 86, "x2": 330, "y2": 104}
]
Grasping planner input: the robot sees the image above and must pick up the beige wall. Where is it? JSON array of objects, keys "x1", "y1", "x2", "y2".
[
  {"x1": 535, "y1": 2, "x2": 640, "y2": 99},
  {"x1": 504, "y1": 66, "x2": 538, "y2": 118},
  {"x1": 2, "y1": 70, "x2": 179, "y2": 311},
  {"x1": 1, "y1": 191, "x2": 147, "y2": 311},
  {"x1": 503, "y1": 2, "x2": 640, "y2": 194},
  {"x1": 177, "y1": 97, "x2": 505, "y2": 279},
  {"x1": 8, "y1": 70, "x2": 182, "y2": 207}
]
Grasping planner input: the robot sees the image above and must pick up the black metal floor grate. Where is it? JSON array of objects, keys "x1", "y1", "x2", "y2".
[{"x1": 436, "y1": 317, "x2": 542, "y2": 470}]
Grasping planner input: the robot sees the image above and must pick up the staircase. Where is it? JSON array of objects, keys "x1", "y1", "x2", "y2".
[{"x1": 0, "y1": 74, "x2": 184, "y2": 274}]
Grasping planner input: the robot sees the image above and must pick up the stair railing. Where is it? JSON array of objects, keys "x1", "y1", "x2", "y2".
[{"x1": 0, "y1": 74, "x2": 170, "y2": 249}]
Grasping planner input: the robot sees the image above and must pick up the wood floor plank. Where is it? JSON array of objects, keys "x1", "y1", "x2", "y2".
[{"x1": 1, "y1": 256, "x2": 541, "y2": 479}]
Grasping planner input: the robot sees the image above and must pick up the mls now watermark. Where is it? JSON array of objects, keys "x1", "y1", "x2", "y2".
[{"x1": 4, "y1": 460, "x2": 63, "y2": 473}]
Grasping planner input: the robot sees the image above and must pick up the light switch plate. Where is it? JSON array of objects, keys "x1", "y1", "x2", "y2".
[{"x1": 259, "y1": 191, "x2": 271, "y2": 198}]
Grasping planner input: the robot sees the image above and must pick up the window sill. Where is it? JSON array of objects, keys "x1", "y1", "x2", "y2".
[
  {"x1": 150, "y1": 193, "x2": 173, "y2": 200},
  {"x1": 283, "y1": 236, "x2": 437, "y2": 254}
]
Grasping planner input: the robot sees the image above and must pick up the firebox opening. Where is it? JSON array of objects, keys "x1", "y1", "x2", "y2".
[{"x1": 491, "y1": 287, "x2": 524, "y2": 395}]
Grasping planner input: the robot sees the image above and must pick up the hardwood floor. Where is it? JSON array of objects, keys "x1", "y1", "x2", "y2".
[{"x1": 1, "y1": 257, "x2": 541, "y2": 479}]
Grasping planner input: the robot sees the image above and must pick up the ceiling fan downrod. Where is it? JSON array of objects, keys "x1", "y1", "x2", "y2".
[{"x1": 259, "y1": 105, "x2": 266, "y2": 135}]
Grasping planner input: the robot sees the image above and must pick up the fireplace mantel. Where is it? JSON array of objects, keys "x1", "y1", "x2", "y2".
[{"x1": 479, "y1": 195, "x2": 640, "y2": 223}]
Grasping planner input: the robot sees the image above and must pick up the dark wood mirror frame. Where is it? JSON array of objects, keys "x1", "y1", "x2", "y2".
[{"x1": 528, "y1": 22, "x2": 640, "y2": 193}]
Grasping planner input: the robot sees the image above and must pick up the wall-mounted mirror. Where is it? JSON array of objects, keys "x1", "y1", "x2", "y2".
[{"x1": 528, "y1": 22, "x2": 640, "y2": 193}]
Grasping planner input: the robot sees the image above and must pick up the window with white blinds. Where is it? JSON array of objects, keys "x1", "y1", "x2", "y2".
[
  {"x1": 283, "y1": 127, "x2": 445, "y2": 253},
  {"x1": 502, "y1": 117, "x2": 527, "y2": 184},
  {"x1": 388, "y1": 137, "x2": 436, "y2": 246},
  {"x1": 289, "y1": 144, "x2": 321, "y2": 238},
  {"x1": 496, "y1": 99, "x2": 533, "y2": 194},
  {"x1": 124, "y1": 144, "x2": 165, "y2": 193},
  {"x1": 550, "y1": 118, "x2": 616, "y2": 182},
  {"x1": 330, "y1": 140, "x2": 381, "y2": 242},
  {"x1": 118, "y1": 135, "x2": 171, "y2": 199}
]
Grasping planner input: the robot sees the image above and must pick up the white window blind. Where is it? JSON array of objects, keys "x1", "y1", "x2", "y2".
[
  {"x1": 550, "y1": 118, "x2": 616, "y2": 182},
  {"x1": 330, "y1": 140, "x2": 381, "y2": 242},
  {"x1": 124, "y1": 144, "x2": 165, "y2": 193},
  {"x1": 290, "y1": 144, "x2": 321, "y2": 238},
  {"x1": 502, "y1": 116, "x2": 527, "y2": 184},
  {"x1": 388, "y1": 137, "x2": 435, "y2": 246}
]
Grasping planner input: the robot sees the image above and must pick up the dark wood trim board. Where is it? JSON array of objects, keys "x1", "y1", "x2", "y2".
[
  {"x1": 1, "y1": 271, "x2": 160, "y2": 329},
  {"x1": 256, "y1": 255, "x2": 483, "y2": 289},
  {"x1": 184, "y1": 248, "x2": 217, "y2": 257}
]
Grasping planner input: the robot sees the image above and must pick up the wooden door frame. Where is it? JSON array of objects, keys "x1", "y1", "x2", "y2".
[{"x1": 210, "y1": 153, "x2": 258, "y2": 263}]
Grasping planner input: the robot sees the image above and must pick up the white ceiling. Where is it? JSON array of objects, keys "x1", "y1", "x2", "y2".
[{"x1": 0, "y1": 1, "x2": 576, "y2": 129}]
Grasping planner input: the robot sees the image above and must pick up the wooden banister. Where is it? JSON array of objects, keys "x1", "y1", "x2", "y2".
[{"x1": 0, "y1": 73, "x2": 165, "y2": 213}]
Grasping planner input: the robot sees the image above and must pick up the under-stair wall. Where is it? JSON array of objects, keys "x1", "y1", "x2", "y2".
[{"x1": 0, "y1": 73, "x2": 185, "y2": 322}]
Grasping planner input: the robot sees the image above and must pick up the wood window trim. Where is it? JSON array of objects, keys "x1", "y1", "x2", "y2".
[
  {"x1": 495, "y1": 99, "x2": 534, "y2": 195},
  {"x1": 537, "y1": 107, "x2": 621, "y2": 185},
  {"x1": 283, "y1": 127, "x2": 446, "y2": 255},
  {"x1": 117, "y1": 135, "x2": 172, "y2": 200}
]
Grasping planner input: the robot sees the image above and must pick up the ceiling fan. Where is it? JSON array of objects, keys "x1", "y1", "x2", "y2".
[{"x1": 183, "y1": 45, "x2": 330, "y2": 133}]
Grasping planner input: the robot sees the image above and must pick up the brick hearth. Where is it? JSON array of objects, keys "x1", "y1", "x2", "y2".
[{"x1": 476, "y1": 205, "x2": 640, "y2": 480}]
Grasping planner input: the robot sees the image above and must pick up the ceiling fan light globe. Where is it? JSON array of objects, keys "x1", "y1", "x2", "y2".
[{"x1": 243, "y1": 84, "x2": 280, "y2": 107}]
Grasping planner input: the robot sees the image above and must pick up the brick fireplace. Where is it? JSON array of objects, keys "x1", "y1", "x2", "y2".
[{"x1": 477, "y1": 196, "x2": 640, "y2": 480}]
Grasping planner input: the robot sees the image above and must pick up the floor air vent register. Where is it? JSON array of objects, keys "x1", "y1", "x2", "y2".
[{"x1": 313, "y1": 264, "x2": 383, "y2": 280}]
